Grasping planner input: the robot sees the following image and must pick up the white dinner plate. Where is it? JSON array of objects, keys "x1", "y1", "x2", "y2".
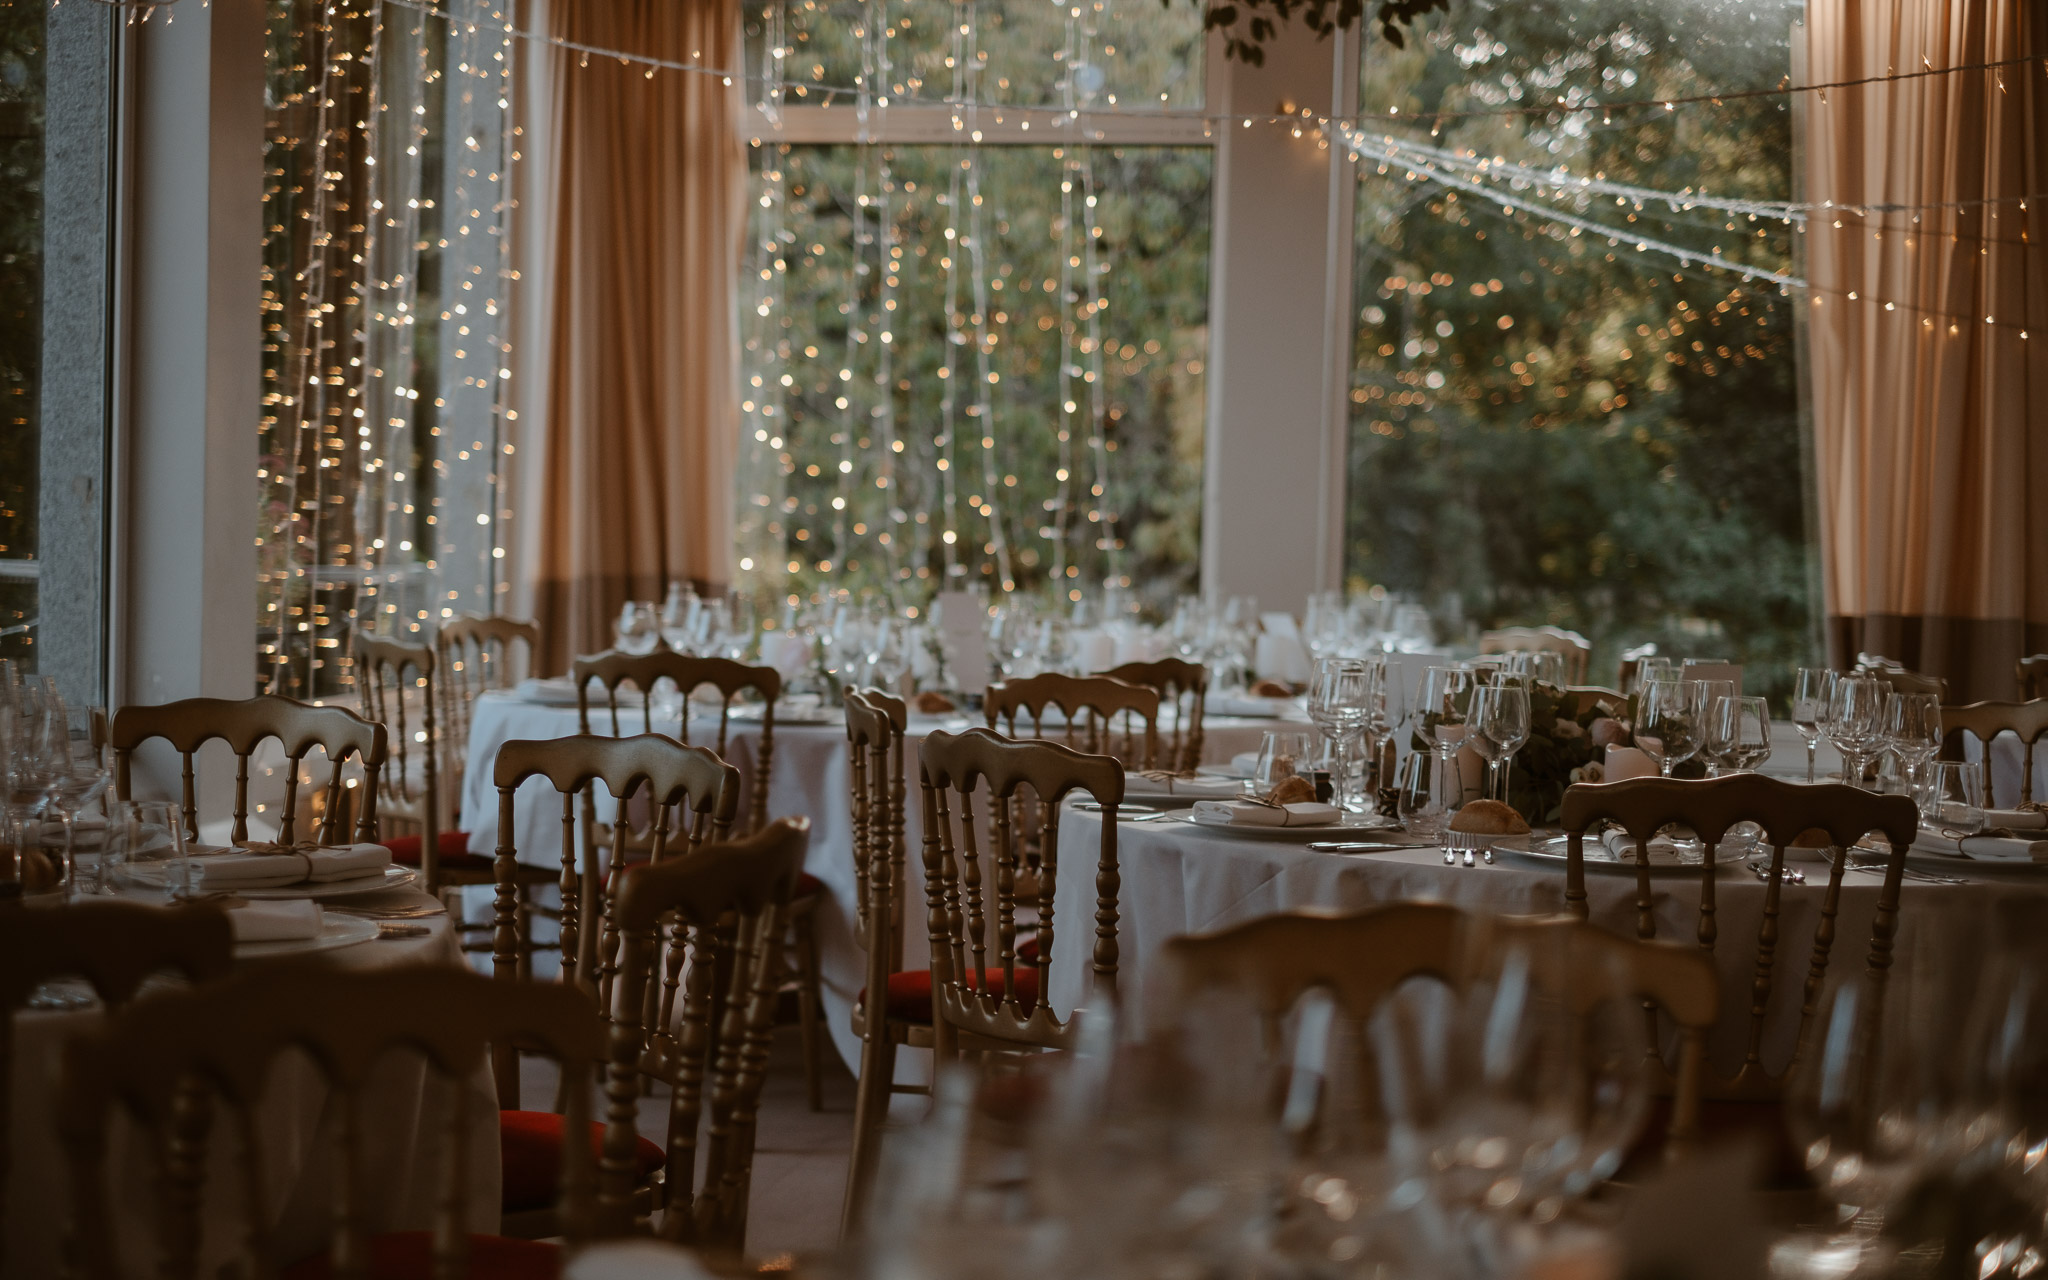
[
  {"x1": 125, "y1": 865, "x2": 418, "y2": 900},
  {"x1": 235, "y1": 913, "x2": 381, "y2": 959},
  {"x1": 1158, "y1": 809, "x2": 1400, "y2": 841}
]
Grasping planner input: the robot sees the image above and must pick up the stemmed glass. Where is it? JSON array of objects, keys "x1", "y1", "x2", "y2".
[
  {"x1": 1708, "y1": 696, "x2": 1773, "y2": 775},
  {"x1": 45, "y1": 708, "x2": 111, "y2": 895},
  {"x1": 1635, "y1": 680, "x2": 1702, "y2": 777},
  {"x1": 1, "y1": 692, "x2": 58, "y2": 879},
  {"x1": 1469, "y1": 681, "x2": 1530, "y2": 804},
  {"x1": 1827, "y1": 676, "x2": 1888, "y2": 788},
  {"x1": 1883, "y1": 693, "x2": 1942, "y2": 799},
  {"x1": 1792, "y1": 667, "x2": 1836, "y2": 784},
  {"x1": 1307, "y1": 658, "x2": 1375, "y2": 812},
  {"x1": 615, "y1": 601, "x2": 660, "y2": 654}
]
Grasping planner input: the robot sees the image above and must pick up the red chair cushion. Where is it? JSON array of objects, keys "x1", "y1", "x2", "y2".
[
  {"x1": 380, "y1": 831, "x2": 494, "y2": 873},
  {"x1": 498, "y1": 1110, "x2": 665, "y2": 1213},
  {"x1": 861, "y1": 967, "x2": 1042, "y2": 1024},
  {"x1": 281, "y1": 1232, "x2": 558, "y2": 1280}
]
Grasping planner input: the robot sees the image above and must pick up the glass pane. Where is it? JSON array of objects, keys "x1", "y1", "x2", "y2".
[
  {"x1": 1345, "y1": 0, "x2": 1815, "y2": 699},
  {"x1": 0, "y1": 4, "x2": 43, "y2": 668},
  {"x1": 739, "y1": 142, "x2": 1211, "y2": 611},
  {"x1": 744, "y1": 0, "x2": 1205, "y2": 112}
]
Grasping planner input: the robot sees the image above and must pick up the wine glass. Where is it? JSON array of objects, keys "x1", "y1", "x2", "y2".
[
  {"x1": 1308, "y1": 658, "x2": 1375, "y2": 812},
  {"x1": 1470, "y1": 682, "x2": 1530, "y2": 804},
  {"x1": 1709, "y1": 696, "x2": 1773, "y2": 774},
  {"x1": 1827, "y1": 676, "x2": 1888, "y2": 788},
  {"x1": 118, "y1": 799, "x2": 191, "y2": 901},
  {"x1": 1791, "y1": 667, "x2": 1836, "y2": 784},
  {"x1": 45, "y1": 708, "x2": 111, "y2": 895},
  {"x1": 1253, "y1": 731, "x2": 1315, "y2": 798},
  {"x1": 1394, "y1": 752, "x2": 1440, "y2": 841},
  {"x1": 1883, "y1": 693, "x2": 1942, "y2": 798},
  {"x1": 1922, "y1": 761, "x2": 1987, "y2": 840},
  {"x1": 615, "y1": 601, "x2": 660, "y2": 655},
  {"x1": 1635, "y1": 680, "x2": 1702, "y2": 777}
]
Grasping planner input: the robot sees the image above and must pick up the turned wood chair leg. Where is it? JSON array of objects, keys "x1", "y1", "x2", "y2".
[
  {"x1": 795, "y1": 911, "x2": 824, "y2": 1112},
  {"x1": 516, "y1": 883, "x2": 533, "y2": 983},
  {"x1": 840, "y1": 1029, "x2": 898, "y2": 1237}
]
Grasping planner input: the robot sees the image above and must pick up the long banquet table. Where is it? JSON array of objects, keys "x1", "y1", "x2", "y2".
[
  {"x1": 4, "y1": 887, "x2": 498, "y2": 1278},
  {"x1": 458, "y1": 691, "x2": 1298, "y2": 1079}
]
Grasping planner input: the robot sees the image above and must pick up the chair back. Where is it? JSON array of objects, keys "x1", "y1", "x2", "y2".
[
  {"x1": 1558, "y1": 774, "x2": 1918, "y2": 1098},
  {"x1": 1, "y1": 902, "x2": 234, "y2": 1257},
  {"x1": 984, "y1": 672, "x2": 1161, "y2": 772},
  {"x1": 573, "y1": 650, "x2": 783, "y2": 834},
  {"x1": 2019, "y1": 655, "x2": 2048, "y2": 701},
  {"x1": 1938, "y1": 699, "x2": 2048, "y2": 807},
  {"x1": 354, "y1": 632, "x2": 447, "y2": 889},
  {"x1": 490, "y1": 735, "x2": 738, "y2": 1022},
  {"x1": 58, "y1": 965, "x2": 607, "y2": 1280},
  {"x1": 604, "y1": 818, "x2": 812, "y2": 1249},
  {"x1": 1479, "y1": 626, "x2": 1592, "y2": 684},
  {"x1": 1099, "y1": 659, "x2": 1208, "y2": 774},
  {"x1": 110, "y1": 696, "x2": 386, "y2": 846},
  {"x1": 918, "y1": 728, "x2": 1123, "y2": 1053},
  {"x1": 437, "y1": 616, "x2": 539, "y2": 792},
  {"x1": 844, "y1": 689, "x2": 909, "y2": 968},
  {"x1": 1871, "y1": 668, "x2": 1948, "y2": 699},
  {"x1": 1160, "y1": 902, "x2": 1719, "y2": 1154}
]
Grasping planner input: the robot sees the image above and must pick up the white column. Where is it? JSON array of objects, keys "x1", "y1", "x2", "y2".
[
  {"x1": 1201, "y1": 27, "x2": 1357, "y2": 614},
  {"x1": 117, "y1": 0, "x2": 265, "y2": 718}
]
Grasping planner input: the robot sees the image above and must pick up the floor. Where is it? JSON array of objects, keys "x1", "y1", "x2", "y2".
[{"x1": 517, "y1": 1021, "x2": 861, "y2": 1266}]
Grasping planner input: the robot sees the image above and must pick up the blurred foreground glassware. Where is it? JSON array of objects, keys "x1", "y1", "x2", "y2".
[{"x1": 615, "y1": 600, "x2": 660, "y2": 655}]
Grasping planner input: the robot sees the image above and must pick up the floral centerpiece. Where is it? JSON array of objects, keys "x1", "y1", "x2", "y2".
[{"x1": 1501, "y1": 685, "x2": 1631, "y2": 826}]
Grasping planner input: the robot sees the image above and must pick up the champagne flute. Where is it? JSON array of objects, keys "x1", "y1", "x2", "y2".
[
  {"x1": 1635, "y1": 680, "x2": 1702, "y2": 777},
  {"x1": 1791, "y1": 667, "x2": 1836, "y2": 783}
]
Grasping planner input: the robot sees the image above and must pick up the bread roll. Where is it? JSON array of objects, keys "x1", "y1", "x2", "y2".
[{"x1": 1448, "y1": 799, "x2": 1531, "y2": 836}]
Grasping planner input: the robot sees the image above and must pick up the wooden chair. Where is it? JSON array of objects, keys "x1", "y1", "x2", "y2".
[
  {"x1": 573, "y1": 649, "x2": 824, "y2": 1107},
  {"x1": 1, "y1": 901, "x2": 234, "y2": 1259},
  {"x1": 358, "y1": 632, "x2": 556, "y2": 970},
  {"x1": 58, "y1": 963, "x2": 610, "y2": 1280},
  {"x1": 1939, "y1": 699, "x2": 2048, "y2": 808},
  {"x1": 486, "y1": 733, "x2": 740, "y2": 1236},
  {"x1": 984, "y1": 672, "x2": 1161, "y2": 772},
  {"x1": 1869, "y1": 667, "x2": 1948, "y2": 699},
  {"x1": 840, "y1": 688, "x2": 914, "y2": 1230},
  {"x1": 602, "y1": 817, "x2": 811, "y2": 1251},
  {"x1": 1159, "y1": 902, "x2": 1719, "y2": 1158},
  {"x1": 2019, "y1": 655, "x2": 2048, "y2": 700},
  {"x1": 918, "y1": 727, "x2": 1125, "y2": 1057},
  {"x1": 437, "y1": 614, "x2": 541, "y2": 799},
  {"x1": 1099, "y1": 658, "x2": 1209, "y2": 774},
  {"x1": 1480, "y1": 625, "x2": 1592, "y2": 684},
  {"x1": 1559, "y1": 774, "x2": 1917, "y2": 1100},
  {"x1": 110, "y1": 696, "x2": 386, "y2": 845}
]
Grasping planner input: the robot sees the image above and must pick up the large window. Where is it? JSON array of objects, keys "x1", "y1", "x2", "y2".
[
  {"x1": 0, "y1": 7, "x2": 42, "y2": 670},
  {"x1": 1343, "y1": 0, "x2": 1816, "y2": 698},
  {"x1": 738, "y1": 0, "x2": 1213, "y2": 614}
]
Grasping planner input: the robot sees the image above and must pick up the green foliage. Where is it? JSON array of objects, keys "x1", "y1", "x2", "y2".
[
  {"x1": 1346, "y1": 0, "x2": 1819, "y2": 707},
  {"x1": 0, "y1": 2, "x2": 43, "y2": 668}
]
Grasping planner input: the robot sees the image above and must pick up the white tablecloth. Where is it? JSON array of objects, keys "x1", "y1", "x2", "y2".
[
  {"x1": 457, "y1": 692, "x2": 1293, "y2": 1082},
  {"x1": 1045, "y1": 810, "x2": 2048, "y2": 1077},
  {"x1": 4, "y1": 891, "x2": 497, "y2": 1277}
]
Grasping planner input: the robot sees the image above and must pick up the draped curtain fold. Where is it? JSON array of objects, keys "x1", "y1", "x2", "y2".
[
  {"x1": 1804, "y1": 0, "x2": 2048, "y2": 701},
  {"x1": 534, "y1": 0, "x2": 743, "y2": 672}
]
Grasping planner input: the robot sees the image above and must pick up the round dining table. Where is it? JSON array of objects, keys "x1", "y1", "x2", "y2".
[{"x1": 4, "y1": 884, "x2": 497, "y2": 1278}]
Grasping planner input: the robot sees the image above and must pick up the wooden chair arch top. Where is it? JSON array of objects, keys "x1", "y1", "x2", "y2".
[
  {"x1": 984, "y1": 672, "x2": 1162, "y2": 772},
  {"x1": 918, "y1": 728, "x2": 1125, "y2": 1055},
  {"x1": 1557, "y1": 773, "x2": 1918, "y2": 1099},
  {"x1": 490, "y1": 734, "x2": 740, "y2": 997},
  {"x1": 1939, "y1": 699, "x2": 2048, "y2": 807},
  {"x1": 602, "y1": 818, "x2": 811, "y2": 1250},
  {"x1": 1159, "y1": 902, "x2": 1719, "y2": 1151},
  {"x1": 572, "y1": 650, "x2": 782, "y2": 833},
  {"x1": 58, "y1": 965, "x2": 609, "y2": 1280},
  {"x1": 110, "y1": 695, "x2": 387, "y2": 846},
  {"x1": 1099, "y1": 658, "x2": 1209, "y2": 773}
]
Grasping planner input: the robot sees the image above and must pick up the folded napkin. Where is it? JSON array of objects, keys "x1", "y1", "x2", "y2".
[
  {"x1": 1126, "y1": 772, "x2": 1246, "y2": 798},
  {"x1": 191, "y1": 843, "x2": 392, "y2": 890},
  {"x1": 1229, "y1": 751, "x2": 1261, "y2": 777},
  {"x1": 1598, "y1": 829, "x2": 1694, "y2": 866},
  {"x1": 1209, "y1": 694, "x2": 1310, "y2": 720},
  {"x1": 227, "y1": 900, "x2": 325, "y2": 943},
  {"x1": 1190, "y1": 800, "x2": 1340, "y2": 828},
  {"x1": 1912, "y1": 831, "x2": 2048, "y2": 863},
  {"x1": 1986, "y1": 809, "x2": 2048, "y2": 831}
]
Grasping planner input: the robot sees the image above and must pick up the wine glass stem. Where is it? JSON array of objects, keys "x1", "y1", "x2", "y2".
[
  {"x1": 1660, "y1": 760, "x2": 1676, "y2": 778},
  {"x1": 1806, "y1": 741, "x2": 1817, "y2": 784}
]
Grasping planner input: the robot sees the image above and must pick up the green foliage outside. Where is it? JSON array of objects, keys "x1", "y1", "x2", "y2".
[
  {"x1": 0, "y1": 3, "x2": 42, "y2": 669},
  {"x1": 1345, "y1": 0, "x2": 1820, "y2": 705}
]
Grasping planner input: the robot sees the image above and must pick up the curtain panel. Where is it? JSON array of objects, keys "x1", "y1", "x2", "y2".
[
  {"x1": 1804, "y1": 0, "x2": 2048, "y2": 701},
  {"x1": 533, "y1": 0, "x2": 743, "y2": 671}
]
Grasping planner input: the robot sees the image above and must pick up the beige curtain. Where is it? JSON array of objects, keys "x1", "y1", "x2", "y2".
[
  {"x1": 533, "y1": 0, "x2": 743, "y2": 672},
  {"x1": 1804, "y1": 0, "x2": 2048, "y2": 701}
]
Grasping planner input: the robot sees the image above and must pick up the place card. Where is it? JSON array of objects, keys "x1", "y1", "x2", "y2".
[{"x1": 933, "y1": 590, "x2": 990, "y2": 695}]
